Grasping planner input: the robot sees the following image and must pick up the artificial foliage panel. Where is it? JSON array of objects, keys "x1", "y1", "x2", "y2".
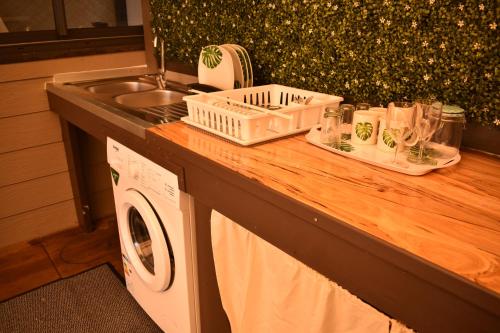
[{"x1": 150, "y1": 0, "x2": 499, "y2": 126}]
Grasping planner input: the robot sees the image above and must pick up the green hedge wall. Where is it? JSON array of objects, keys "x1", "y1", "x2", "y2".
[{"x1": 150, "y1": 0, "x2": 498, "y2": 126}]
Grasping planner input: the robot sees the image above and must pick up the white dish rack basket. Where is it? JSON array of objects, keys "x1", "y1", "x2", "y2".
[{"x1": 181, "y1": 84, "x2": 343, "y2": 145}]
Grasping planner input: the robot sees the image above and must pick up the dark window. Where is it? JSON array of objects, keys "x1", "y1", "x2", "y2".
[{"x1": 0, "y1": 0, "x2": 144, "y2": 64}]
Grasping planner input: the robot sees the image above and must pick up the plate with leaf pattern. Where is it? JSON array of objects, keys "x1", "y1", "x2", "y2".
[{"x1": 198, "y1": 45, "x2": 234, "y2": 90}]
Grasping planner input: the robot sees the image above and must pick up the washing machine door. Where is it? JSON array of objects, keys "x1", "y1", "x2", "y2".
[{"x1": 119, "y1": 189, "x2": 174, "y2": 292}]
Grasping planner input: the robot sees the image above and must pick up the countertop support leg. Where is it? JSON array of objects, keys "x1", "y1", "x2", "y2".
[
  {"x1": 193, "y1": 199, "x2": 231, "y2": 333},
  {"x1": 59, "y1": 118, "x2": 94, "y2": 232}
]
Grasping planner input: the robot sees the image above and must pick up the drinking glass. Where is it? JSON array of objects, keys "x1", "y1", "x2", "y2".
[
  {"x1": 385, "y1": 102, "x2": 417, "y2": 167},
  {"x1": 412, "y1": 100, "x2": 443, "y2": 164}
]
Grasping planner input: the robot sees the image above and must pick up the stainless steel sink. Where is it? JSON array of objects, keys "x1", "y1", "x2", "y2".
[
  {"x1": 114, "y1": 90, "x2": 185, "y2": 108},
  {"x1": 87, "y1": 81, "x2": 156, "y2": 94},
  {"x1": 65, "y1": 76, "x2": 190, "y2": 126}
]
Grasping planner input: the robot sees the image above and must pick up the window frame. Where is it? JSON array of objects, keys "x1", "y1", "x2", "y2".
[{"x1": 0, "y1": 0, "x2": 144, "y2": 64}]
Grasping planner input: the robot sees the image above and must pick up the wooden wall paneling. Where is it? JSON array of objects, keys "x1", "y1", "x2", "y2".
[
  {"x1": 0, "y1": 78, "x2": 51, "y2": 117},
  {"x1": 0, "y1": 111, "x2": 62, "y2": 153},
  {"x1": 0, "y1": 142, "x2": 68, "y2": 187},
  {"x1": 0, "y1": 172, "x2": 73, "y2": 219},
  {"x1": 0, "y1": 51, "x2": 146, "y2": 82},
  {"x1": 0, "y1": 200, "x2": 77, "y2": 247}
]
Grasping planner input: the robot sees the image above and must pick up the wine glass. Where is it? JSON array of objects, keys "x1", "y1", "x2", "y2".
[
  {"x1": 385, "y1": 102, "x2": 417, "y2": 167},
  {"x1": 412, "y1": 100, "x2": 443, "y2": 164}
]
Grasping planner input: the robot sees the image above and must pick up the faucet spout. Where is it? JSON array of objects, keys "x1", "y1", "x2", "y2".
[{"x1": 154, "y1": 37, "x2": 167, "y2": 90}]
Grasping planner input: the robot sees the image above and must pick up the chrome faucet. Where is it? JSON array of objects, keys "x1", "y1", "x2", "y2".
[{"x1": 154, "y1": 36, "x2": 167, "y2": 90}]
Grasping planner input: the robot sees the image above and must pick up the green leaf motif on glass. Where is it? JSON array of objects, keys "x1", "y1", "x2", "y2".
[
  {"x1": 382, "y1": 129, "x2": 396, "y2": 148},
  {"x1": 330, "y1": 140, "x2": 355, "y2": 152},
  {"x1": 202, "y1": 46, "x2": 222, "y2": 69},
  {"x1": 355, "y1": 122, "x2": 373, "y2": 141}
]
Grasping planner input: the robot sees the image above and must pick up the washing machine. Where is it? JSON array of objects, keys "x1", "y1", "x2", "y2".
[{"x1": 107, "y1": 137, "x2": 199, "y2": 333}]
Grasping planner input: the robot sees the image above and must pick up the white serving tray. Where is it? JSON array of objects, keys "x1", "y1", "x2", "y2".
[{"x1": 305, "y1": 126, "x2": 461, "y2": 176}]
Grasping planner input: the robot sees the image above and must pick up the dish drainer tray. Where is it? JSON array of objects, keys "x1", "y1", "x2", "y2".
[
  {"x1": 305, "y1": 126, "x2": 461, "y2": 176},
  {"x1": 182, "y1": 84, "x2": 343, "y2": 146}
]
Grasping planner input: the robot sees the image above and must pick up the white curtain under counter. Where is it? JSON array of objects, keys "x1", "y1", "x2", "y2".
[{"x1": 211, "y1": 210, "x2": 414, "y2": 333}]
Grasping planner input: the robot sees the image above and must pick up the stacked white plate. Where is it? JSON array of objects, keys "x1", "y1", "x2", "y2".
[{"x1": 198, "y1": 44, "x2": 253, "y2": 90}]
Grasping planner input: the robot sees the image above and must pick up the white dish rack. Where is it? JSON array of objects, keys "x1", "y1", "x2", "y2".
[{"x1": 181, "y1": 84, "x2": 343, "y2": 145}]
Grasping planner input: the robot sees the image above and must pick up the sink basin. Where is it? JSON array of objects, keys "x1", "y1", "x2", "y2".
[
  {"x1": 87, "y1": 81, "x2": 156, "y2": 95},
  {"x1": 115, "y1": 90, "x2": 185, "y2": 108}
]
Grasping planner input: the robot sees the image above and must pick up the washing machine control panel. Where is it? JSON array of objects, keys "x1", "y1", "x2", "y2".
[{"x1": 107, "y1": 138, "x2": 180, "y2": 207}]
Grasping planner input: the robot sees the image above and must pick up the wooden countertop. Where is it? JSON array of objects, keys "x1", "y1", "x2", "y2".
[{"x1": 149, "y1": 122, "x2": 500, "y2": 296}]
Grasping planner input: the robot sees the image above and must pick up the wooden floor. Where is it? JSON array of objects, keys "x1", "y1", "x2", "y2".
[{"x1": 0, "y1": 217, "x2": 123, "y2": 302}]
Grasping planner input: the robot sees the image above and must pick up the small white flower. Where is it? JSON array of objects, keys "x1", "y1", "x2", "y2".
[
  {"x1": 357, "y1": 30, "x2": 361, "y2": 36},
  {"x1": 473, "y1": 42, "x2": 481, "y2": 50},
  {"x1": 429, "y1": 0, "x2": 435, "y2": 5},
  {"x1": 444, "y1": 79, "x2": 451, "y2": 86},
  {"x1": 292, "y1": 51, "x2": 297, "y2": 57},
  {"x1": 353, "y1": 2, "x2": 359, "y2": 8},
  {"x1": 331, "y1": 31, "x2": 335, "y2": 36},
  {"x1": 458, "y1": 20, "x2": 464, "y2": 28},
  {"x1": 412, "y1": 21, "x2": 417, "y2": 28},
  {"x1": 380, "y1": 18, "x2": 386, "y2": 24},
  {"x1": 333, "y1": 5, "x2": 338, "y2": 11},
  {"x1": 459, "y1": 4, "x2": 464, "y2": 11},
  {"x1": 349, "y1": 50, "x2": 354, "y2": 57},
  {"x1": 282, "y1": 63, "x2": 287, "y2": 68},
  {"x1": 463, "y1": 76, "x2": 468, "y2": 83},
  {"x1": 405, "y1": 5, "x2": 411, "y2": 10},
  {"x1": 354, "y1": 79, "x2": 359, "y2": 84},
  {"x1": 375, "y1": 80, "x2": 381, "y2": 86},
  {"x1": 422, "y1": 40, "x2": 429, "y2": 47},
  {"x1": 383, "y1": 83, "x2": 389, "y2": 89},
  {"x1": 320, "y1": 71, "x2": 325, "y2": 76},
  {"x1": 490, "y1": 22, "x2": 497, "y2": 30},
  {"x1": 386, "y1": 20, "x2": 391, "y2": 26},
  {"x1": 301, "y1": 76, "x2": 306, "y2": 82},
  {"x1": 479, "y1": 4, "x2": 485, "y2": 11},
  {"x1": 428, "y1": 58, "x2": 434, "y2": 64},
  {"x1": 423, "y1": 74, "x2": 431, "y2": 81},
  {"x1": 403, "y1": 77, "x2": 409, "y2": 82},
  {"x1": 302, "y1": 64, "x2": 306, "y2": 69},
  {"x1": 408, "y1": 57, "x2": 414, "y2": 63},
  {"x1": 494, "y1": 118, "x2": 500, "y2": 126},
  {"x1": 327, "y1": 2, "x2": 332, "y2": 8},
  {"x1": 265, "y1": 22, "x2": 269, "y2": 28},
  {"x1": 271, "y1": 73, "x2": 275, "y2": 78},
  {"x1": 309, "y1": 28, "x2": 313, "y2": 34},
  {"x1": 345, "y1": 82, "x2": 350, "y2": 89},
  {"x1": 485, "y1": 73, "x2": 492, "y2": 79},
  {"x1": 314, "y1": 4, "x2": 319, "y2": 10},
  {"x1": 383, "y1": 0, "x2": 390, "y2": 6},
  {"x1": 402, "y1": 40, "x2": 408, "y2": 45},
  {"x1": 377, "y1": 38, "x2": 382, "y2": 45},
  {"x1": 440, "y1": 42, "x2": 446, "y2": 50}
]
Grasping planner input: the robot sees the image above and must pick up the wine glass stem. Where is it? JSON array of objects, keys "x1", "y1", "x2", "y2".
[
  {"x1": 393, "y1": 143, "x2": 399, "y2": 163},
  {"x1": 418, "y1": 140, "x2": 425, "y2": 162}
]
